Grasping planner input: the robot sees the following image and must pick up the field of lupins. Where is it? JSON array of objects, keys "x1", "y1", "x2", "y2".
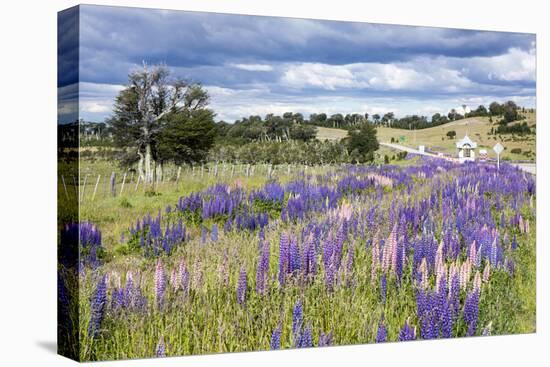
[{"x1": 58, "y1": 157, "x2": 536, "y2": 361}]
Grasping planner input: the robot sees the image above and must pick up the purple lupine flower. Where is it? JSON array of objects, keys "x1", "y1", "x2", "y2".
[
  {"x1": 289, "y1": 236, "x2": 301, "y2": 274},
  {"x1": 224, "y1": 219, "x2": 232, "y2": 233},
  {"x1": 201, "y1": 226, "x2": 207, "y2": 244},
  {"x1": 57, "y1": 271, "x2": 71, "y2": 333},
  {"x1": 155, "y1": 336, "x2": 166, "y2": 357},
  {"x1": 380, "y1": 274, "x2": 387, "y2": 304},
  {"x1": 376, "y1": 321, "x2": 387, "y2": 343},
  {"x1": 292, "y1": 300, "x2": 303, "y2": 336},
  {"x1": 154, "y1": 260, "x2": 166, "y2": 308},
  {"x1": 256, "y1": 241, "x2": 270, "y2": 295},
  {"x1": 440, "y1": 300, "x2": 453, "y2": 338},
  {"x1": 398, "y1": 320, "x2": 416, "y2": 341},
  {"x1": 463, "y1": 272, "x2": 481, "y2": 336},
  {"x1": 506, "y1": 257, "x2": 515, "y2": 275},
  {"x1": 395, "y1": 238, "x2": 404, "y2": 283},
  {"x1": 211, "y1": 224, "x2": 218, "y2": 242},
  {"x1": 278, "y1": 233, "x2": 290, "y2": 286},
  {"x1": 270, "y1": 325, "x2": 282, "y2": 350},
  {"x1": 449, "y1": 271, "x2": 460, "y2": 319},
  {"x1": 299, "y1": 323, "x2": 313, "y2": 348},
  {"x1": 88, "y1": 275, "x2": 107, "y2": 337},
  {"x1": 237, "y1": 266, "x2": 247, "y2": 305},
  {"x1": 318, "y1": 331, "x2": 333, "y2": 347}
]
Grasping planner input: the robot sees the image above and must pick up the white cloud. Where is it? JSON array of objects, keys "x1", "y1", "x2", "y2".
[
  {"x1": 230, "y1": 63, "x2": 274, "y2": 72},
  {"x1": 483, "y1": 47, "x2": 536, "y2": 82},
  {"x1": 282, "y1": 63, "x2": 366, "y2": 90},
  {"x1": 80, "y1": 101, "x2": 111, "y2": 113},
  {"x1": 281, "y1": 61, "x2": 473, "y2": 92}
]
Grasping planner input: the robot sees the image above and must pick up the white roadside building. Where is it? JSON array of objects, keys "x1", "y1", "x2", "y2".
[{"x1": 456, "y1": 135, "x2": 477, "y2": 163}]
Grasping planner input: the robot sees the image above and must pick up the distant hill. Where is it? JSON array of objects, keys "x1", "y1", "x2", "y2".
[
  {"x1": 315, "y1": 126, "x2": 349, "y2": 141},
  {"x1": 315, "y1": 111, "x2": 536, "y2": 162}
]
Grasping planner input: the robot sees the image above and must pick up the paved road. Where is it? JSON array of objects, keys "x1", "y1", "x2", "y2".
[
  {"x1": 381, "y1": 142, "x2": 536, "y2": 175},
  {"x1": 380, "y1": 142, "x2": 438, "y2": 157},
  {"x1": 511, "y1": 163, "x2": 536, "y2": 175},
  {"x1": 380, "y1": 142, "x2": 456, "y2": 161}
]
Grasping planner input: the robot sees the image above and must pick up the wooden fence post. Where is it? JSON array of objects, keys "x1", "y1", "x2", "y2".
[
  {"x1": 80, "y1": 174, "x2": 88, "y2": 202},
  {"x1": 61, "y1": 175, "x2": 69, "y2": 200},
  {"x1": 92, "y1": 174, "x2": 101, "y2": 202},
  {"x1": 134, "y1": 174, "x2": 141, "y2": 192},
  {"x1": 110, "y1": 172, "x2": 116, "y2": 197},
  {"x1": 176, "y1": 166, "x2": 181, "y2": 185},
  {"x1": 72, "y1": 175, "x2": 78, "y2": 198},
  {"x1": 120, "y1": 172, "x2": 127, "y2": 196}
]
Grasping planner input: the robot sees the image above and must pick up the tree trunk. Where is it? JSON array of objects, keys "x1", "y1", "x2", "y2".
[
  {"x1": 156, "y1": 161, "x2": 163, "y2": 183},
  {"x1": 137, "y1": 151, "x2": 145, "y2": 182},
  {"x1": 144, "y1": 143, "x2": 153, "y2": 186}
]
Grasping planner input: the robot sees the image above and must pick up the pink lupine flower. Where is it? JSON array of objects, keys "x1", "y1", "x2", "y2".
[
  {"x1": 468, "y1": 241, "x2": 477, "y2": 265},
  {"x1": 338, "y1": 202, "x2": 352, "y2": 222},
  {"x1": 111, "y1": 271, "x2": 121, "y2": 289},
  {"x1": 435, "y1": 240, "x2": 444, "y2": 271},
  {"x1": 419, "y1": 258, "x2": 429, "y2": 289},
  {"x1": 448, "y1": 262, "x2": 459, "y2": 287},
  {"x1": 175, "y1": 261, "x2": 183, "y2": 288},
  {"x1": 192, "y1": 258, "x2": 203, "y2": 291},
  {"x1": 473, "y1": 271, "x2": 482, "y2": 293},
  {"x1": 371, "y1": 235, "x2": 380, "y2": 283},
  {"x1": 154, "y1": 259, "x2": 166, "y2": 308},
  {"x1": 170, "y1": 267, "x2": 178, "y2": 291},
  {"x1": 382, "y1": 225, "x2": 397, "y2": 272},
  {"x1": 482, "y1": 262, "x2": 491, "y2": 283},
  {"x1": 179, "y1": 261, "x2": 190, "y2": 294},
  {"x1": 459, "y1": 260, "x2": 472, "y2": 290}
]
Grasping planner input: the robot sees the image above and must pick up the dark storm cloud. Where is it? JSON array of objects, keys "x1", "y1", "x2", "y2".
[{"x1": 78, "y1": 5, "x2": 534, "y2": 84}]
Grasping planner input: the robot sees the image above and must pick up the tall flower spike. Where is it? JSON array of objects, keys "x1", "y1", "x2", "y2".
[
  {"x1": 468, "y1": 241, "x2": 477, "y2": 265},
  {"x1": 319, "y1": 331, "x2": 333, "y2": 347},
  {"x1": 155, "y1": 336, "x2": 166, "y2": 357},
  {"x1": 292, "y1": 300, "x2": 303, "y2": 336},
  {"x1": 170, "y1": 267, "x2": 178, "y2": 291},
  {"x1": 88, "y1": 275, "x2": 107, "y2": 337},
  {"x1": 237, "y1": 266, "x2": 247, "y2": 305},
  {"x1": 270, "y1": 325, "x2": 281, "y2": 350},
  {"x1": 299, "y1": 323, "x2": 313, "y2": 348},
  {"x1": 376, "y1": 321, "x2": 387, "y2": 343},
  {"x1": 154, "y1": 259, "x2": 166, "y2": 308},
  {"x1": 482, "y1": 262, "x2": 491, "y2": 283},
  {"x1": 398, "y1": 319, "x2": 416, "y2": 341}
]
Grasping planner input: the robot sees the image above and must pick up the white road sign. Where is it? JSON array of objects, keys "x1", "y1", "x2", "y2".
[{"x1": 493, "y1": 143, "x2": 504, "y2": 171}]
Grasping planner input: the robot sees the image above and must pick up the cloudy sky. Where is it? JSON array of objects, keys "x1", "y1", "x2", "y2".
[{"x1": 58, "y1": 5, "x2": 536, "y2": 123}]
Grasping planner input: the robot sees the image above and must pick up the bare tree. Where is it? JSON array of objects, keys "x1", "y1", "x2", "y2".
[{"x1": 111, "y1": 63, "x2": 209, "y2": 186}]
